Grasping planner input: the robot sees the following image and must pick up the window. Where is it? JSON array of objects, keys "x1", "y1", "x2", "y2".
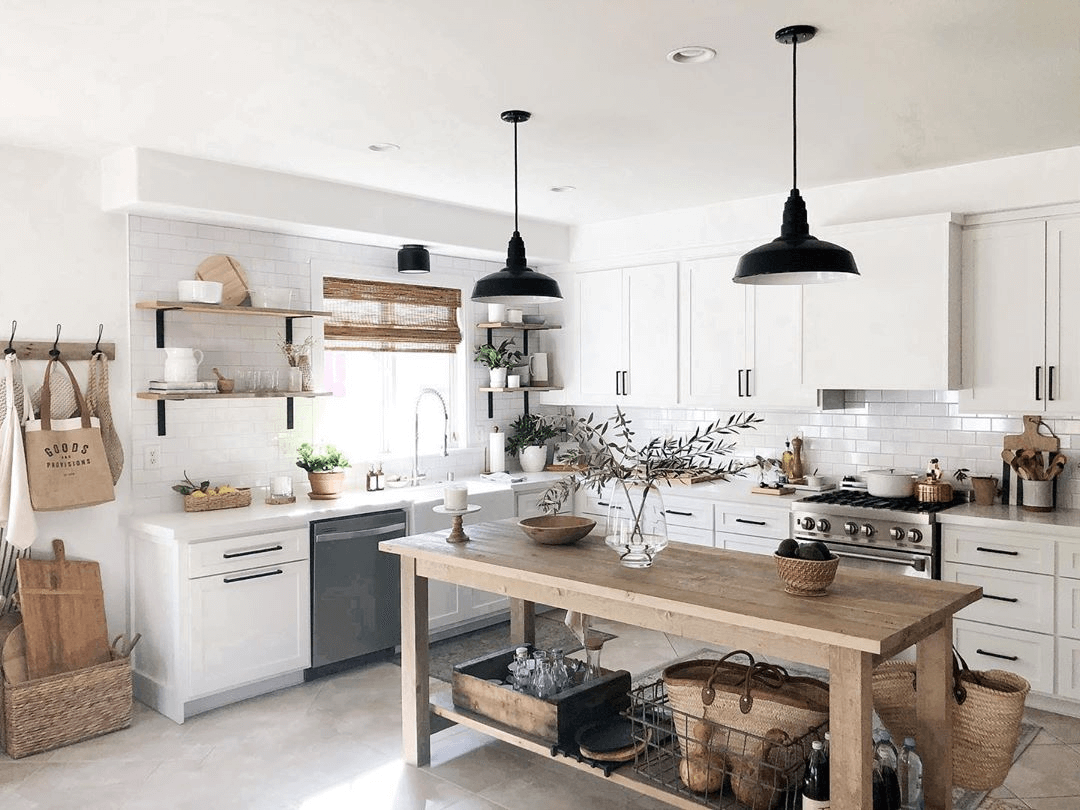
[{"x1": 320, "y1": 277, "x2": 462, "y2": 460}]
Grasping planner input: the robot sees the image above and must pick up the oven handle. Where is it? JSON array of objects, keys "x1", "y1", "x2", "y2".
[{"x1": 828, "y1": 548, "x2": 928, "y2": 573}]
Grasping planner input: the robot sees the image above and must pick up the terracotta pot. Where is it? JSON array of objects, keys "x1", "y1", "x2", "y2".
[
  {"x1": 307, "y1": 470, "x2": 345, "y2": 499},
  {"x1": 971, "y1": 476, "x2": 999, "y2": 506}
]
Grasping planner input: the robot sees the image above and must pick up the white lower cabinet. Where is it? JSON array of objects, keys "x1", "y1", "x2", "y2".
[
  {"x1": 1056, "y1": 638, "x2": 1080, "y2": 701},
  {"x1": 942, "y1": 563, "x2": 1054, "y2": 634},
  {"x1": 716, "y1": 502, "x2": 789, "y2": 556},
  {"x1": 953, "y1": 620, "x2": 1055, "y2": 695}
]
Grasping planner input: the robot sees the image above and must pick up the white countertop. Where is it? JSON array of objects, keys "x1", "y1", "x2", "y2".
[
  {"x1": 129, "y1": 472, "x2": 566, "y2": 543},
  {"x1": 938, "y1": 501, "x2": 1080, "y2": 539}
]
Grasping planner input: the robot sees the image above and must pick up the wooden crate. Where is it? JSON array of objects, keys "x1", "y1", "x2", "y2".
[{"x1": 451, "y1": 645, "x2": 631, "y2": 747}]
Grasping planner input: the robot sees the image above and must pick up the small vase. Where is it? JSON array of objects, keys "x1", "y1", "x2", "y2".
[
  {"x1": 604, "y1": 482, "x2": 669, "y2": 568},
  {"x1": 298, "y1": 355, "x2": 313, "y2": 392},
  {"x1": 519, "y1": 445, "x2": 547, "y2": 473},
  {"x1": 286, "y1": 367, "x2": 302, "y2": 393},
  {"x1": 489, "y1": 368, "x2": 507, "y2": 388}
]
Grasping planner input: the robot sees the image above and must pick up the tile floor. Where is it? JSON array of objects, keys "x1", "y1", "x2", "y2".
[{"x1": 0, "y1": 616, "x2": 1077, "y2": 809}]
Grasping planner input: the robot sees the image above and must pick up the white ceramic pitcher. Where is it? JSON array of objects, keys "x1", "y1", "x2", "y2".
[{"x1": 163, "y1": 347, "x2": 204, "y2": 382}]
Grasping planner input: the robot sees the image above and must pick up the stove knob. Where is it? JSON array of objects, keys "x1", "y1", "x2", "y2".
[
  {"x1": 815, "y1": 518, "x2": 831, "y2": 533},
  {"x1": 844, "y1": 521, "x2": 859, "y2": 535},
  {"x1": 908, "y1": 528, "x2": 923, "y2": 544},
  {"x1": 861, "y1": 524, "x2": 875, "y2": 538},
  {"x1": 889, "y1": 527, "x2": 905, "y2": 541},
  {"x1": 800, "y1": 516, "x2": 816, "y2": 531}
]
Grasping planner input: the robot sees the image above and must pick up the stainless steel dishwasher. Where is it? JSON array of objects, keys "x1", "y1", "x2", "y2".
[{"x1": 305, "y1": 509, "x2": 406, "y2": 680}]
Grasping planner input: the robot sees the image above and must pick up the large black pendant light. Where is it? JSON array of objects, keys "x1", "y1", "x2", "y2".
[
  {"x1": 733, "y1": 25, "x2": 859, "y2": 285},
  {"x1": 470, "y1": 110, "x2": 563, "y2": 304}
]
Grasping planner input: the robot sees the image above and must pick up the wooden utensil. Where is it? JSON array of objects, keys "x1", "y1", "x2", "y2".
[
  {"x1": 195, "y1": 255, "x2": 250, "y2": 306},
  {"x1": 2, "y1": 623, "x2": 28, "y2": 684},
  {"x1": 16, "y1": 538, "x2": 111, "y2": 679},
  {"x1": 1001, "y1": 449, "x2": 1016, "y2": 468},
  {"x1": 1047, "y1": 453, "x2": 1068, "y2": 481}
]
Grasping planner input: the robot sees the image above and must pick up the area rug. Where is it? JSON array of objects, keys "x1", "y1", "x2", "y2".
[{"x1": 635, "y1": 648, "x2": 1039, "y2": 810}]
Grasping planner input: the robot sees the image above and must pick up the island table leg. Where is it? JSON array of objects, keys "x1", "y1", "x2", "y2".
[
  {"x1": 400, "y1": 557, "x2": 430, "y2": 766},
  {"x1": 917, "y1": 618, "x2": 954, "y2": 810},
  {"x1": 829, "y1": 646, "x2": 873, "y2": 810},
  {"x1": 509, "y1": 598, "x2": 536, "y2": 646}
]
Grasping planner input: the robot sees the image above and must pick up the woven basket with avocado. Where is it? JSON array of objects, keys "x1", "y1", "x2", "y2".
[{"x1": 774, "y1": 538, "x2": 838, "y2": 596}]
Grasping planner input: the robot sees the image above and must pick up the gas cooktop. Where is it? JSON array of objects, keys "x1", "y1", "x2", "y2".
[{"x1": 798, "y1": 490, "x2": 967, "y2": 514}]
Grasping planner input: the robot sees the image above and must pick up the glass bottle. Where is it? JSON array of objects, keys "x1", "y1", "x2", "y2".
[
  {"x1": 603, "y1": 481, "x2": 669, "y2": 568},
  {"x1": 872, "y1": 729, "x2": 902, "y2": 810},
  {"x1": 365, "y1": 465, "x2": 376, "y2": 492},
  {"x1": 531, "y1": 650, "x2": 557, "y2": 699},
  {"x1": 898, "y1": 737, "x2": 924, "y2": 810},
  {"x1": 583, "y1": 635, "x2": 605, "y2": 682},
  {"x1": 801, "y1": 739, "x2": 830, "y2": 809},
  {"x1": 375, "y1": 463, "x2": 385, "y2": 490},
  {"x1": 509, "y1": 646, "x2": 532, "y2": 693},
  {"x1": 551, "y1": 648, "x2": 570, "y2": 691}
]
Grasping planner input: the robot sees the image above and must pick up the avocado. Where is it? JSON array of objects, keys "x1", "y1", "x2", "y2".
[
  {"x1": 796, "y1": 542, "x2": 828, "y2": 561},
  {"x1": 776, "y1": 538, "x2": 799, "y2": 558},
  {"x1": 811, "y1": 541, "x2": 832, "y2": 561}
]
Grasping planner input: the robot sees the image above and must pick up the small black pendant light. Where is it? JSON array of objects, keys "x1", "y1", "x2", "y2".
[
  {"x1": 734, "y1": 25, "x2": 859, "y2": 285},
  {"x1": 397, "y1": 244, "x2": 430, "y2": 274},
  {"x1": 470, "y1": 110, "x2": 563, "y2": 304}
]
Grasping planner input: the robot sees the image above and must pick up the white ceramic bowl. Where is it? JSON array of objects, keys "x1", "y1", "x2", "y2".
[
  {"x1": 177, "y1": 279, "x2": 223, "y2": 304},
  {"x1": 250, "y1": 288, "x2": 293, "y2": 309}
]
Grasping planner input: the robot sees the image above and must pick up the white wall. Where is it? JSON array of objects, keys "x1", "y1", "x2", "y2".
[{"x1": 0, "y1": 145, "x2": 129, "y2": 633}]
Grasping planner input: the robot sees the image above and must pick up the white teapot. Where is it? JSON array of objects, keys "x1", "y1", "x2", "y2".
[{"x1": 162, "y1": 347, "x2": 204, "y2": 383}]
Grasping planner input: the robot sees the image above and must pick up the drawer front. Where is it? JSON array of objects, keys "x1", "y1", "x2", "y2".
[
  {"x1": 719, "y1": 532, "x2": 776, "y2": 557},
  {"x1": 1058, "y1": 542, "x2": 1080, "y2": 580},
  {"x1": 941, "y1": 526, "x2": 1053, "y2": 574},
  {"x1": 942, "y1": 562, "x2": 1053, "y2": 634},
  {"x1": 188, "y1": 527, "x2": 309, "y2": 579},
  {"x1": 953, "y1": 620, "x2": 1054, "y2": 694},
  {"x1": 669, "y1": 525, "x2": 714, "y2": 549},
  {"x1": 659, "y1": 494, "x2": 713, "y2": 532},
  {"x1": 1056, "y1": 578, "x2": 1080, "y2": 640},
  {"x1": 717, "y1": 506, "x2": 789, "y2": 539},
  {"x1": 1055, "y1": 637, "x2": 1080, "y2": 700}
]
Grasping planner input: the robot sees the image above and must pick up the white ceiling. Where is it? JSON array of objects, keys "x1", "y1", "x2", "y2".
[{"x1": 2, "y1": 1, "x2": 1078, "y2": 226}]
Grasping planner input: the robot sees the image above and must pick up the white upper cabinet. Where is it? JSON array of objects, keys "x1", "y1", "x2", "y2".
[
  {"x1": 575, "y1": 262, "x2": 678, "y2": 406},
  {"x1": 680, "y1": 255, "x2": 816, "y2": 409},
  {"x1": 960, "y1": 212, "x2": 1080, "y2": 414},
  {"x1": 803, "y1": 213, "x2": 962, "y2": 390}
]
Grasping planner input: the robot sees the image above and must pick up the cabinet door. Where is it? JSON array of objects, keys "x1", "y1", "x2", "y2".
[
  {"x1": 718, "y1": 532, "x2": 776, "y2": 556},
  {"x1": 748, "y1": 286, "x2": 817, "y2": 407},
  {"x1": 942, "y1": 562, "x2": 1053, "y2": 634},
  {"x1": 953, "y1": 620, "x2": 1054, "y2": 694},
  {"x1": 1045, "y1": 216, "x2": 1080, "y2": 412},
  {"x1": 1056, "y1": 637, "x2": 1080, "y2": 700},
  {"x1": 188, "y1": 560, "x2": 310, "y2": 697},
  {"x1": 960, "y1": 219, "x2": 1047, "y2": 413},
  {"x1": 624, "y1": 262, "x2": 679, "y2": 406},
  {"x1": 577, "y1": 268, "x2": 624, "y2": 402},
  {"x1": 680, "y1": 256, "x2": 746, "y2": 404},
  {"x1": 806, "y1": 214, "x2": 960, "y2": 389}
]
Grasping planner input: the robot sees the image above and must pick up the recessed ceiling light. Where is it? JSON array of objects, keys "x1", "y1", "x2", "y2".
[
  {"x1": 368, "y1": 143, "x2": 400, "y2": 152},
  {"x1": 550, "y1": 186, "x2": 576, "y2": 193},
  {"x1": 666, "y1": 45, "x2": 716, "y2": 64}
]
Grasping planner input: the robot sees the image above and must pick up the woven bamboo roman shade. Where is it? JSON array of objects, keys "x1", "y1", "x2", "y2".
[{"x1": 323, "y1": 277, "x2": 462, "y2": 353}]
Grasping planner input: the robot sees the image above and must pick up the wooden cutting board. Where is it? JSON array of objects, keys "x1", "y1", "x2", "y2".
[
  {"x1": 195, "y1": 254, "x2": 250, "y2": 306},
  {"x1": 2, "y1": 622, "x2": 28, "y2": 683},
  {"x1": 16, "y1": 538, "x2": 110, "y2": 679}
]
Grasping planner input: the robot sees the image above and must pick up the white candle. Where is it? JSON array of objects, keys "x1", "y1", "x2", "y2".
[
  {"x1": 444, "y1": 485, "x2": 468, "y2": 511},
  {"x1": 270, "y1": 476, "x2": 293, "y2": 498}
]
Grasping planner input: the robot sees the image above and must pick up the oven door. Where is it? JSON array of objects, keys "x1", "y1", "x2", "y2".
[{"x1": 816, "y1": 539, "x2": 933, "y2": 580}]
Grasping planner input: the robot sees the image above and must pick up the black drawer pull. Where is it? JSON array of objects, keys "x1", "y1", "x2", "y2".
[
  {"x1": 223, "y1": 545, "x2": 283, "y2": 559},
  {"x1": 975, "y1": 546, "x2": 1019, "y2": 556},
  {"x1": 665, "y1": 509, "x2": 694, "y2": 517},
  {"x1": 975, "y1": 648, "x2": 1019, "y2": 662},
  {"x1": 983, "y1": 593, "x2": 1019, "y2": 603},
  {"x1": 735, "y1": 518, "x2": 767, "y2": 526},
  {"x1": 224, "y1": 568, "x2": 284, "y2": 584},
  {"x1": 597, "y1": 501, "x2": 622, "y2": 510}
]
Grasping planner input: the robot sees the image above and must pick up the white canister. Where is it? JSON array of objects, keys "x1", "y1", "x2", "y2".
[
  {"x1": 507, "y1": 374, "x2": 521, "y2": 389},
  {"x1": 162, "y1": 347, "x2": 204, "y2": 383},
  {"x1": 507, "y1": 308, "x2": 524, "y2": 324},
  {"x1": 1022, "y1": 480, "x2": 1054, "y2": 512},
  {"x1": 487, "y1": 303, "x2": 507, "y2": 323}
]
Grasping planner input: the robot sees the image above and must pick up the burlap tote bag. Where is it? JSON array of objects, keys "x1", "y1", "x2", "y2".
[
  {"x1": 85, "y1": 352, "x2": 123, "y2": 484},
  {"x1": 23, "y1": 358, "x2": 115, "y2": 511}
]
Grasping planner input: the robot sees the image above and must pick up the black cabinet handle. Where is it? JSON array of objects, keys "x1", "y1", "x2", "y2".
[
  {"x1": 224, "y1": 568, "x2": 284, "y2": 584},
  {"x1": 745, "y1": 368, "x2": 752, "y2": 397},
  {"x1": 597, "y1": 501, "x2": 622, "y2": 510},
  {"x1": 975, "y1": 546, "x2": 1019, "y2": 556},
  {"x1": 735, "y1": 518, "x2": 767, "y2": 526},
  {"x1": 737, "y1": 369, "x2": 744, "y2": 397},
  {"x1": 622, "y1": 370, "x2": 629, "y2": 397},
  {"x1": 1049, "y1": 365, "x2": 1056, "y2": 401},
  {"x1": 615, "y1": 370, "x2": 621, "y2": 396},
  {"x1": 976, "y1": 648, "x2": 1019, "y2": 662},
  {"x1": 665, "y1": 509, "x2": 693, "y2": 517},
  {"x1": 983, "y1": 593, "x2": 1020, "y2": 603},
  {"x1": 223, "y1": 545, "x2": 283, "y2": 559},
  {"x1": 1035, "y1": 365, "x2": 1042, "y2": 400}
]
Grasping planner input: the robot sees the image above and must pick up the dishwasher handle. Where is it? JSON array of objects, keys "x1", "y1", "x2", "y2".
[{"x1": 314, "y1": 523, "x2": 407, "y2": 543}]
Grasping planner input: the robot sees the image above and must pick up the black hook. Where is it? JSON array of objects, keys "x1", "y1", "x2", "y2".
[
  {"x1": 49, "y1": 323, "x2": 61, "y2": 358},
  {"x1": 92, "y1": 323, "x2": 104, "y2": 356},
  {"x1": 3, "y1": 320, "x2": 15, "y2": 355}
]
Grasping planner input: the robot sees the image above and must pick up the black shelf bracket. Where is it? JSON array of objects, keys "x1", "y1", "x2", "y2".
[
  {"x1": 156, "y1": 400, "x2": 167, "y2": 436},
  {"x1": 155, "y1": 309, "x2": 166, "y2": 349},
  {"x1": 286, "y1": 396, "x2": 295, "y2": 429}
]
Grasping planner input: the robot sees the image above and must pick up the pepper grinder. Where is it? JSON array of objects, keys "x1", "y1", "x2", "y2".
[{"x1": 791, "y1": 436, "x2": 804, "y2": 483}]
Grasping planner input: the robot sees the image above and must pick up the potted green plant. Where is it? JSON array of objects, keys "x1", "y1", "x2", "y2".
[
  {"x1": 474, "y1": 338, "x2": 522, "y2": 389},
  {"x1": 506, "y1": 413, "x2": 560, "y2": 473},
  {"x1": 296, "y1": 443, "x2": 350, "y2": 499}
]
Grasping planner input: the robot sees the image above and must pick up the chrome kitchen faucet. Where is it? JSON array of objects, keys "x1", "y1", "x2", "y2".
[{"x1": 412, "y1": 388, "x2": 448, "y2": 485}]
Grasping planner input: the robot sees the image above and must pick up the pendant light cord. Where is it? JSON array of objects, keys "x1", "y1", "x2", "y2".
[
  {"x1": 513, "y1": 119, "x2": 520, "y2": 233},
  {"x1": 791, "y1": 35, "x2": 798, "y2": 191}
]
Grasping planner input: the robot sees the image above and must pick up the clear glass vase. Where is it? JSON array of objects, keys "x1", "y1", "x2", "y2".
[{"x1": 603, "y1": 481, "x2": 668, "y2": 568}]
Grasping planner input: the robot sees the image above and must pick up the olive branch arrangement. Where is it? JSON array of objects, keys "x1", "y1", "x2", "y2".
[{"x1": 537, "y1": 408, "x2": 763, "y2": 533}]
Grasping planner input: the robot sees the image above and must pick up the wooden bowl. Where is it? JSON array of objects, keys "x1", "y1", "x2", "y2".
[
  {"x1": 518, "y1": 515, "x2": 596, "y2": 545},
  {"x1": 774, "y1": 553, "x2": 839, "y2": 597}
]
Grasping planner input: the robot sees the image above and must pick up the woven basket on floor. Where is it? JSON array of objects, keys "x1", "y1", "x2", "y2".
[
  {"x1": 872, "y1": 656, "x2": 1030, "y2": 791},
  {"x1": 773, "y1": 553, "x2": 839, "y2": 596},
  {"x1": 1, "y1": 646, "x2": 133, "y2": 759}
]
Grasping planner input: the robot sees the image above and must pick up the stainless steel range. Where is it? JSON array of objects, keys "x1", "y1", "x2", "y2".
[{"x1": 790, "y1": 489, "x2": 965, "y2": 580}]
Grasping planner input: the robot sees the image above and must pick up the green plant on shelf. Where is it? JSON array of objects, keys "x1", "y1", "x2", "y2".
[
  {"x1": 505, "y1": 413, "x2": 561, "y2": 457},
  {"x1": 473, "y1": 338, "x2": 522, "y2": 370}
]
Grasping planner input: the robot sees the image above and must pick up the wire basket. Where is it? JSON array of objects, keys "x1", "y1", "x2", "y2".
[{"x1": 627, "y1": 679, "x2": 827, "y2": 810}]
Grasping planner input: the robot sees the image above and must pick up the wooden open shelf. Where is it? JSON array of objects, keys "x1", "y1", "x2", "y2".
[
  {"x1": 476, "y1": 321, "x2": 561, "y2": 331},
  {"x1": 136, "y1": 300, "x2": 331, "y2": 318},
  {"x1": 478, "y1": 385, "x2": 563, "y2": 393},
  {"x1": 137, "y1": 390, "x2": 331, "y2": 402}
]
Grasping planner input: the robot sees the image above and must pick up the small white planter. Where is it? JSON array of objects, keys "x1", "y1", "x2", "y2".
[
  {"x1": 519, "y1": 445, "x2": 547, "y2": 473},
  {"x1": 489, "y1": 368, "x2": 508, "y2": 388}
]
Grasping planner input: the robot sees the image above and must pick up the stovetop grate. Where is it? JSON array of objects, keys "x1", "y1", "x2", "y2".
[{"x1": 799, "y1": 491, "x2": 967, "y2": 514}]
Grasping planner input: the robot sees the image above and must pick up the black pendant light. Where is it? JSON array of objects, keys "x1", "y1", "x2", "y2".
[
  {"x1": 397, "y1": 244, "x2": 430, "y2": 274},
  {"x1": 470, "y1": 110, "x2": 563, "y2": 304},
  {"x1": 734, "y1": 25, "x2": 859, "y2": 285}
]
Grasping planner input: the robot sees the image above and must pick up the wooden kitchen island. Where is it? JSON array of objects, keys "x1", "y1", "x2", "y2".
[{"x1": 381, "y1": 520, "x2": 982, "y2": 810}]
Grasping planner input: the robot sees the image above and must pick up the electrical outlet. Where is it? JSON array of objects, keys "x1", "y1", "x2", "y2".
[{"x1": 144, "y1": 445, "x2": 161, "y2": 469}]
